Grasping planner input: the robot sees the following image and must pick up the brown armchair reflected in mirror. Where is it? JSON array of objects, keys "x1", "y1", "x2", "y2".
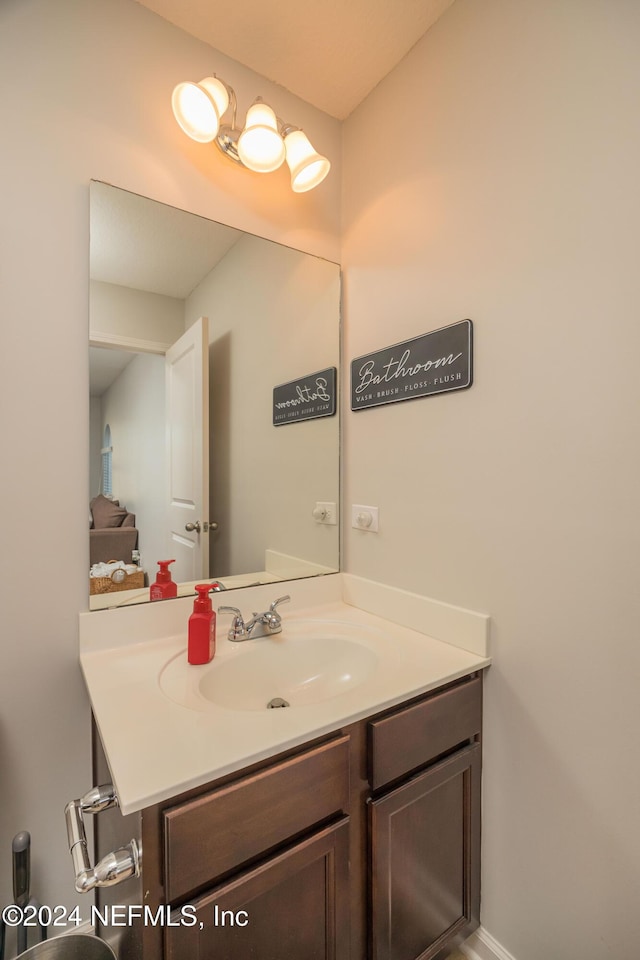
[{"x1": 89, "y1": 495, "x2": 139, "y2": 567}]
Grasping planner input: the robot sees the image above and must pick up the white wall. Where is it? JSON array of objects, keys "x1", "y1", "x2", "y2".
[
  {"x1": 342, "y1": 1, "x2": 640, "y2": 957},
  {"x1": 100, "y1": 352, "x2": 167, "y2": 573},
  {"x1": 186, "y1": 234, "x2": 340, "y2": 576},
  {"x1": 90, "y1": 279, "x2": 184, "y2": 346},
  {"x1": 0, "y1": 0, "x2": 340, "y2": 915}
]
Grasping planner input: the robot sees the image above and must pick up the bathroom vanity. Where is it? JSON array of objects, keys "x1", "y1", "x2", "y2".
[
  {"x1": 77, "y1": 575, "x2": 490, "y2": 960},
  {"x1": 92, "y1": 674, "x2": 481, "y2": 960}
]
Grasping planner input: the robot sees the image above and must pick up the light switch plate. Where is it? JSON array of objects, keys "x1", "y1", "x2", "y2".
[{"x1": 351, "y1": 504, "x2": 379, "y2": 532}]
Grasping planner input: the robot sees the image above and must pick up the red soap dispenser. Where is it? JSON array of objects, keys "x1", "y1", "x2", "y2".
[
  {"x1": 150, "y1": 559, "x2": 177, "y2": 601},
  {"x1": 188, "y1": 584, "x2": 216, "y2": 665}
]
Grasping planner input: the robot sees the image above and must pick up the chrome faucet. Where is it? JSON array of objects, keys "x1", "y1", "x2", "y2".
[{"x1": 219, "y1": 595, "x2": 290, "y2": 642}]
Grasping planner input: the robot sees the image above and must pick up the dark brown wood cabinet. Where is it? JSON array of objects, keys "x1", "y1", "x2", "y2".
[
  {"x1": 367, "y1": 675, "x2": 482, "y2": 960},
  {"x1": 166, "y1": 819, "x2": 351, "y2": 960},
  {"x1": 163, "y1": 735, "x2": 350, "y2": 902},
  {"x1": 93, "y1": 672, "x2": 483, "y2": 960},
  {"x1": 370, "y1": 744, "x2": 481, "y2": 960}
]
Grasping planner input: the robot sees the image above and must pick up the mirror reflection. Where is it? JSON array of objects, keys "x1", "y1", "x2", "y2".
[{"x1": 89, "y1": 182, "x2": 340, "y2": 609}]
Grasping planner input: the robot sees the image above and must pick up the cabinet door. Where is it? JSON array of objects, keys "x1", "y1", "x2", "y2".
[
  {"x1": 165, "y1": 819, "x2": 350, "y2": 960},
  {"x1": 370, "y1": 744, "x2": 481, "y2": 960}
]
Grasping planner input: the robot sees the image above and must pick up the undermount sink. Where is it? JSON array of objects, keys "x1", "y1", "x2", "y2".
[{"x1": 159, "y1": 620, "x2": 380, "y2": 712}]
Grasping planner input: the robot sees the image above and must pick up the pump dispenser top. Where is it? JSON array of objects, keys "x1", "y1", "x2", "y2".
[
  {"x1": 155, "y1": 559, "x2": 175, "y2": 582},
  {"x1": 150, "y1": 559, "x2": 177, "y2": 600},
  {"x1": 193, "y1": 583, "x2": 213, "y2": 611},
  {"x1": 188, "y1": 584, "x2": 216, "y2": 664}
]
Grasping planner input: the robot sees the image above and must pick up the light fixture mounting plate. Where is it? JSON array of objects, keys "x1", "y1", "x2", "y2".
[{"x1": 216, "y1": 125, "x2": 242, "y2": 164}]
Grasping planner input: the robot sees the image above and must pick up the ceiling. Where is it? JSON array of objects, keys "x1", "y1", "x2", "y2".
[
  {"x1": 89, "y1": 346, "x2": 137, "y2": 397},
  {"x1": 90, "y1": 182, "x2": 244, "y2": 394},
  {"x1": 90, "y1": 181, "x2": 242, "y2": 299},
  {"x1": 135, "y1": 0, "x2": 456, "y2": 119}
]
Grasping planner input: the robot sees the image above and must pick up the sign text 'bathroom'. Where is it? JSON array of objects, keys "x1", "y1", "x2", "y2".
[
  {"x1": 351, "y1": 320, "x2": 473, "y2": 411},
  {"x1": 273, "y1": 367, "x2": 337, "y2": 426}
]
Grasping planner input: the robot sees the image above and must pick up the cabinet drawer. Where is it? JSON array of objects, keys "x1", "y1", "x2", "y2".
[
  {"x1": 369, "y1": 676, "x2": 482, "y2": 790},
  {"x1": 164, "y1": 735, "x2": 350, "y2": 901}
]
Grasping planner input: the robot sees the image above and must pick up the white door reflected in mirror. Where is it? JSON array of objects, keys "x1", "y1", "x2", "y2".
[{"x1": 165, "y1": 317, "x2": 209, "y2": 584}]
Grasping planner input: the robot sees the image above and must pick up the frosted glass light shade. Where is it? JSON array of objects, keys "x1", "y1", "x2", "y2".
[
  {"x1": 171, "y1": 77, "x2": 229, "y2": 143},
  {"x1": 284, "y1": 130, "x2": 331, "y2": 192},
  {"x1": 237, "y1": 101, "x2": 285, "y2": 173}
]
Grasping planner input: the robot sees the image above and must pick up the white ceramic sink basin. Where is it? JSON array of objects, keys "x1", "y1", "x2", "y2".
[{"x1": 159, "y1": 619, "x2": 380, "y2": 712}]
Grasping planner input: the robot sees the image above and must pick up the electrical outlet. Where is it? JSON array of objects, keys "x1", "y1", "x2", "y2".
[
  {"x1": 351, "y1": 504, "x2": 379, "y2": 532},
  {"x1": 313, "y1": 501, "x2": 337, "y2": 525}
]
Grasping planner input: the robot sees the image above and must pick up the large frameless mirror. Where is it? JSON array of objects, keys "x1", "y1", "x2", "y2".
[{"x1": 89, "y1": 182, "x2": 340, "y2": 609}]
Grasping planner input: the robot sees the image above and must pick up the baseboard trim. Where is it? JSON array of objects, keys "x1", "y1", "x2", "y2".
[{"x1": 462, "y1": 926, "x2": 517, "y2": 960}]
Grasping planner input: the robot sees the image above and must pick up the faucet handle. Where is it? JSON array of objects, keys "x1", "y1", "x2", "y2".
[
  {"x1": 218, "y1": 604, "x2": 243, "y2": 617},
  {"x1": 262, "y1": 595, "x2": 290, "y2": 630},
  {"x1": 218, "y1": 605, "x2": 247, "y2": 641},
  {"x1": 259, "y1": 595, "x2": 290, "y2": 632},
  {"x1": 269, "y1": 595, "x2": 290, "y2": 613}
]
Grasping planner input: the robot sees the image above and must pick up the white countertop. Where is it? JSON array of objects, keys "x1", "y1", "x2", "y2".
[{"x1": 79, "y1": 574, "x2": 490, "y2": 815}]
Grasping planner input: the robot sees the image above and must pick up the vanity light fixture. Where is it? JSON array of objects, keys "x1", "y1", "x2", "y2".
[{"x1": 171, "y1": 75, "x2": 331, "y2": 193}]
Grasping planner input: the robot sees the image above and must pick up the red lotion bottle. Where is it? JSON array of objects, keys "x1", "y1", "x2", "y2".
[
  {"x1": 188, "y1": 584, "x2": 216, "y2": 665},
  {"x1": 150, "y1": 559, "x2": 177, "y2": 601}
]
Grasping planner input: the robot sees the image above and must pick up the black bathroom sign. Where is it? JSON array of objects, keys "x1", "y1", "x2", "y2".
[
  {"x1": 273, "y1": 367, "x2": 337, "y2": 425},
  {"x1": 351, "y1": 320, "x2": 473, "y2": 411}
]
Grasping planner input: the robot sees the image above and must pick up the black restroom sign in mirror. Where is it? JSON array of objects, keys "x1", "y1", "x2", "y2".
[
  {"x1": 273, "y1": 367, "x2": 337, "y2": 425},
  {"x1": 351, "y1": 320, "x2": 473, "y2": 411}
]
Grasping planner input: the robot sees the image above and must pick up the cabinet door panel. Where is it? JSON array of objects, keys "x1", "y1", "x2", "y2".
[
  {"x1": 370, "y1": 744, "x2": 481, "y2": 960},
  {"x1": 166, "y1": 819, "x2": 350, "y2": 960}
]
